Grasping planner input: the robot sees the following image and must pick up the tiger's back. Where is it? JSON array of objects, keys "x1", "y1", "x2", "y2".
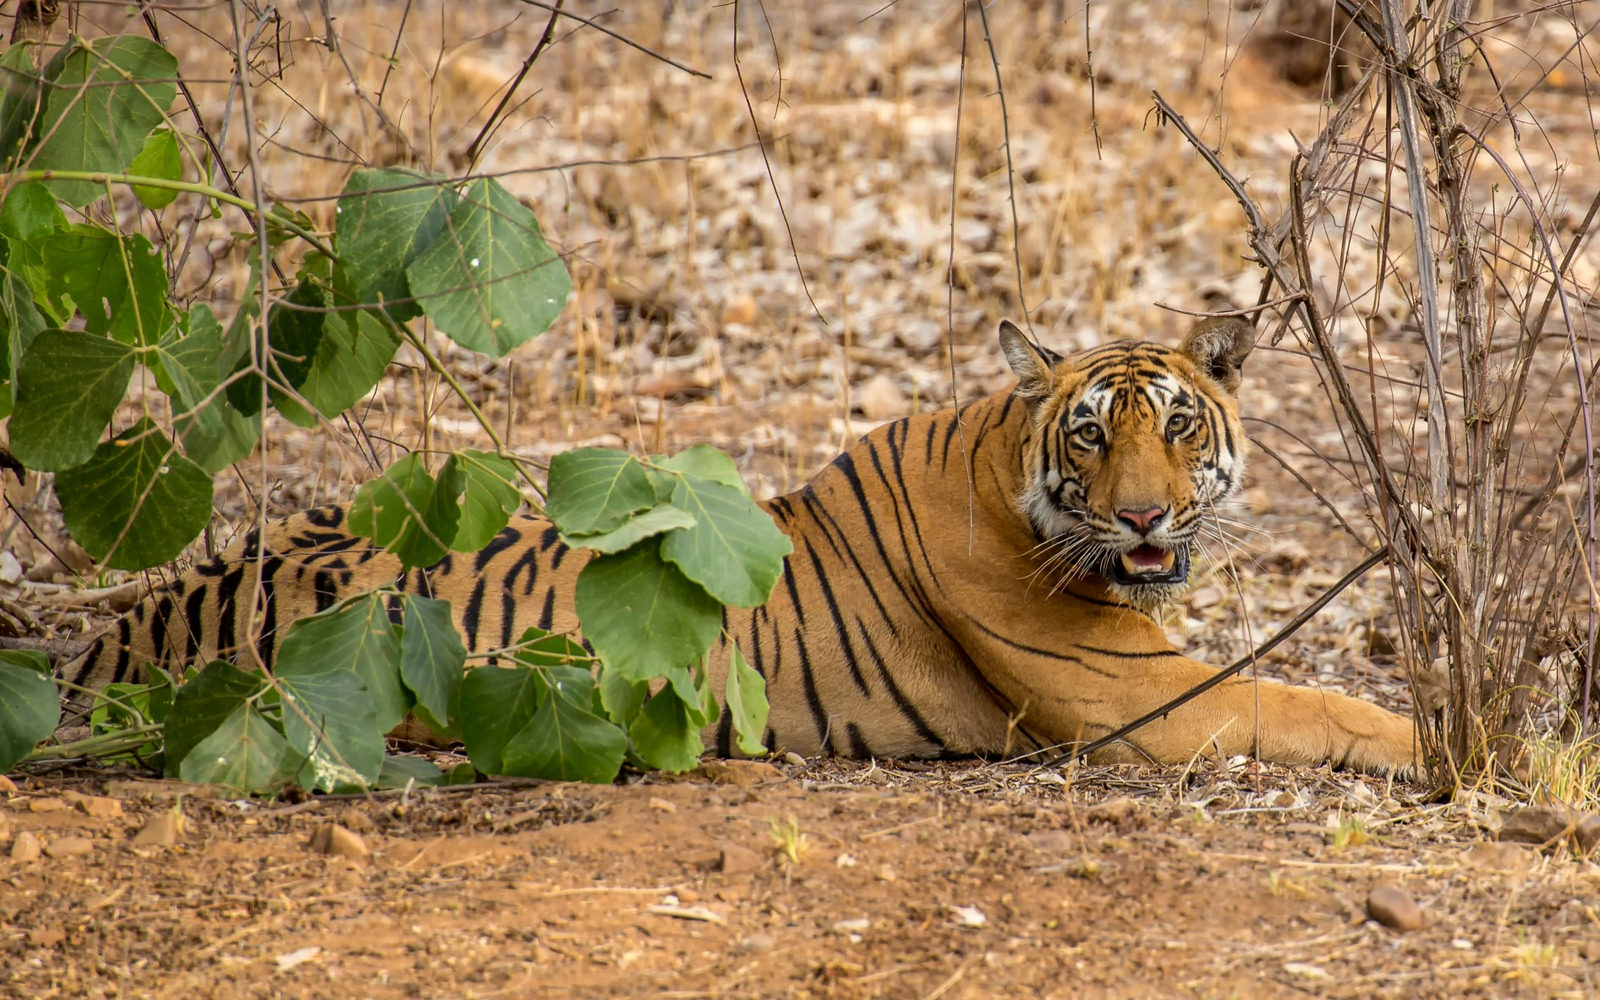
[{"x1": 65, "y1": 319, "x2": 1420, "y2": 773}]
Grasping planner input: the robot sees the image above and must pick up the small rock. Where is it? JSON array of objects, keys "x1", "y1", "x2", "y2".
[
  {"x1": 10, "y1": 830, "x2": 41, "y2": 862},
  {"x1": 875, "y1": 864, "x2": 898, "y2": 882},
  {"x1": 43, "y1": 836, "x2": 94, "y2": 859},
  {"x1": 1086, "y1": 796, "x2": 1139, "y2": 824},
  {"x1": 131, "y1": 810, "x2": 183, "y2": 847},
  {"x1": 720, "y1": 294, "x2": 759, "y2": 327},
  {"x1": 1498, "y1": 804, "x2": 1600, "y2": 851},
  {"x1": 648, "y1": 797, "x2": 677, "y2": 813},
  {"x1": 74, "y1": 796, "x2": 123, "y2": 820},
  {"x1": 335, "y1": 808, "x2": 376, "y2": 834},
  {"x1": 781, "y1": 751, "x2": 807, "y2": 767},
  {"x1": 275, "y1": 946, "x2": 321, "y2": 972},
  {"x1": 855, "y1": 374, "x2": 906, "y2": 421},
  {"x1": 307, "y1": 823, "x2": 369, "y2": 860},
  {"x1": 716, "y1": 842, "x2": 765, "y2": 875},
  {"x1": 1284, "y1": 962, "x2": 1330, "y2": 979},
  {"x1": 696, "y1": 760, "x2": 784, "y2": 787},
  {"x1": 831, "y1": 918, "x2": 872, "y2": 934},
  {"x1": 1366, "y1": 885, "x2": 1423, "y2": 931},
  {"x1": 834, "y1": 853, "x2": 858, "y2": 868},
  {"x1": 0, "y1": 775, "x2": 17, "y2": 795},
  {"x1": 733, "y1": 933, "x2": 777, "y2": 954},
  {"x1": 948, "y1": 904, "x2": 987, "y2": 928},
  {"x1": 27, "y1": 797, "x2": 67, "y2": 813}
]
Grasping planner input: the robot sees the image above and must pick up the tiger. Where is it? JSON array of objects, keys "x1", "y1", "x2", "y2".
[{"x1": 61, "y1": 317, "x2": 1418, "y2": 774}]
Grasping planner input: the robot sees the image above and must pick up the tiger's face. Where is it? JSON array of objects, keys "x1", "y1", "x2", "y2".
[{"x1": 1000, "y1": 318, "x2": 1254, "y2": 608}]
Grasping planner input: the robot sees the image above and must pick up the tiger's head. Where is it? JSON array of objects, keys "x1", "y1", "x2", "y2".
[{"x1": 1000, "y1": 317, "x2": 1255, "y2": 609}]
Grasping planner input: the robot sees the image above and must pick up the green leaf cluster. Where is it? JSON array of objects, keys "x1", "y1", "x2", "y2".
[
  {"x1": 551, "y1": 445, "x2": 791, "y2": 771},
  {"x1": 0, "y1": 33, "x2": 784, "y2": 793},
  {"x1": 1, "y1": 34, "x2": 570, "y2": 571}
]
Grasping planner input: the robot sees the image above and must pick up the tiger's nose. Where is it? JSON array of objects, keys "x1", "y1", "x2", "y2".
[{"x1": 1116, "y1": 506, "x2": 1166, "y2": 533}]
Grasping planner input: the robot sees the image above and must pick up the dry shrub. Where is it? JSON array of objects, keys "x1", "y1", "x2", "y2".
[{"x1": 1218, "y1": 0, "x2": 1600, "y2": 791}]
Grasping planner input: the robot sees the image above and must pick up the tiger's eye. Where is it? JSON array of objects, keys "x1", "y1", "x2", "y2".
[
  {"x1": 1166, "y1": 413, "x2": 1191, "y2": 437},
  {"x1": 1074, "y1": 423, "x2": 1102, "y2": 446}
]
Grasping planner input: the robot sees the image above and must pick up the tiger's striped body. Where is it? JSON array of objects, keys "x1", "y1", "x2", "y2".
[{"x1": 64, "y1": 320, "x2": 1417, "y2": 773}]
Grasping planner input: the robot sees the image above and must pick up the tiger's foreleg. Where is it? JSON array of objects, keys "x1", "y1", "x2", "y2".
[{"x1": 1073, "y1": 656, "x2": 1419, "y2": 775}]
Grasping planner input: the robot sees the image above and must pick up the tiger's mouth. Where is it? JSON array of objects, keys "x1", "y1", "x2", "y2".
[{"x1": 1108, "y1": 543, "x2": 1189, "y2": 586}]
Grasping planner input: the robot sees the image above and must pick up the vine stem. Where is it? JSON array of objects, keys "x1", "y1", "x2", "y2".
[{"x1": 0, "y1": 169, "x2": 333, "y2": 255}]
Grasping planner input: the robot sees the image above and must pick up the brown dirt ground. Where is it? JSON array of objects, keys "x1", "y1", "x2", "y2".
[
  {"x1": 4, "y1": 760, "x2": 1599, "y2": 999},
  {"x1": 6, "y1": 1, "x2": 1600, "y2": 996}
]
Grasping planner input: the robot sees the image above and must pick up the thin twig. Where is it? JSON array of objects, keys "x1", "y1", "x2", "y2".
[{"x1": 465, "y1": 0, "x2": 565, "y2": 169}]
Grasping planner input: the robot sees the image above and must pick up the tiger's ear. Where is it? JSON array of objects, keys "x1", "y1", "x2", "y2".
[
  {"x1": 998, "y1": 320, "x2": 1060, "y2": 401},
  {"x1": 1181, "y1": 317, "x2": 1254, "y2": 395}
]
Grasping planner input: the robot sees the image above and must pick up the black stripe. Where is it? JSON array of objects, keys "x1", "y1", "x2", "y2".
[
  {"x1": 716, "y1": 702, "x2": 734, "y2": 757},
  {"x1": 855, "y1": 623, "x2": 944, "y2": 749},
  {"x1": 473, "y1": 524, "x2": 523, "y2": 572},
  {"x1": 183, "y1": 586, "x2": 207, "y2": 664},
  {"x1": 312, "y1": 570, "x2": 339, "y2": 612},
  {"x1": 256, "y1": 557, "x2": 283, "y2": 667},
  {"x1": 461, "y1": 577, "x2": 487, "y2": 651},
  {"x1": 962, "y1": 614, "x2": 1120, "y2": 678},
  {"x1": 537, "y1": 588, "x2": 556, "y2": 631},
  {"x1": 801, "y1": 543, "x2": 871, "y2": 696},
  {"x1": 149, "y1": 596, "x2": 173, "y2": 663},
  {"x1": 779, "y1": 558, "x2": 831, "y2": 750},
  {"x1": 1069, "y1": 643, "x2": 1182, "y2": 660},
  {"x1": 846, "y1": 723, "x2": 871, "y2": 759},
  {"x1": 217, "y1": 566, "x2": 244, "y2": 656}
]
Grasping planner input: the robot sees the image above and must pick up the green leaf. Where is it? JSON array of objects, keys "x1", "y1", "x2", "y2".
[
  {"x1": 288, "y1": 309, "x2": 400, "y2": 423},
  {"x1": 27, "y1": 36, "x2": 179, "y2": 207},
  {"x1": 558, "y1": 503, "x2": 696, "y2": 554},
  {"x1": 259, "y1": 257, "x2": 331, "y2": 424},
  {"x1": 545, "y1": 448, "x2": 655, "y2": 535},
  {"x1": 335, "y1": 168, "x2": 458, "y2": 325},
  {"x1": 0, "y1": 181, "x2": 65, "y2": 241},
  {"x1": 500, "y1": 666, "x2": 626, "y2": 783},
  {"x1": 451, "y1": 450, "x2": 522, "y2": 551},
  {"x1": 629, "y1": 685, "x2": 705, "y2": 773},
  {"x1": 377, "y1": 754, "x2": 447, "y2": 789},
  {"x1": 127, "y1": 127, "x2": 182, "y2": 208},
  {"x1": 574, "y1": 543, "x2": 721, "y2": 682},
  {"x1": 55, "y1": 417, "x2": 213, "y2": 570},
  {"x1": 400, "y1": 595, "x2": 465, "y2": 723},
  {"x1": 175, "y1": 701, "x2": 299, "y2": 793},
  {"x1": 90, "y1": 670, "x2": 175, "y2": 734},
  {"x1": 458, "y1": 664, "x2": 543, "y2": 776},
  {"x1": 275, "y1": 655, "x2": 384, "y2": 792},
  {"x1": 0, "y1": 45, "x2": 47, "y2": 164},
  {"x1": 0, "y1": 651, "x2": 58, "y2": 773},
  {"x1": 406, "y1": 176, "x2": 570, "y2": 356},
  {"x1": 348, "y1": 452, "x2": 462, "y2": 568},
  {"x1": 661, "y1": 475, "x2": 792, "y2": 607},
  {"x1": 0, "y1": 263, "x2": 48, "y2": 391},
  {"x1": 164, "y1": 660, "x2": 273, "y2": 775},
  {"x1": 17, "y1": 225, "x2": 171, "y2": 344},
  {"x1": 511, "y1": 627, "x2": 592, "y2": 670},
  {"x1": 724, "y1": 644, "x2": 769, "y2": 756},
  {"x1": 273, "y1": 594, "x2": 407, "y2": 732},
  {"x1": 165, "y1": 305, "x2": 261, "y2": 472},
  {"x1": 656, "y1": 444, "x2": 749, "y2": 492},
  {"x1": 598, "y1": 667, "x2": 648, "y2": 725},
  {"x1": 9, "y1": 328, "x2": 135, "y2": 470}
]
